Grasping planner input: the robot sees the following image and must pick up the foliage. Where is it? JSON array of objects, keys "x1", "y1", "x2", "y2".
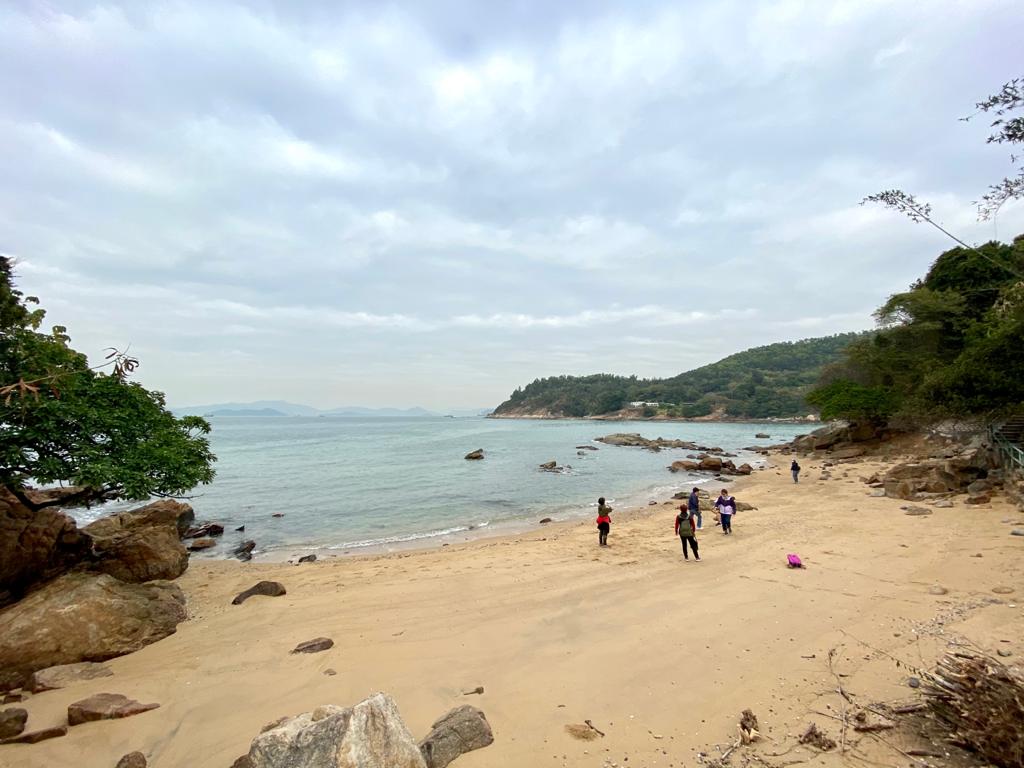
[
  {"x1": 0, "y1": 257, "x2": 216, "y2": 509},
  {"x1": 492, "y1": 333, "x2": 869, "y2": 419},
  {"x1": 969, "y1": 76, "x2": 1024, "y2": 220},
  {"x1": 807, "y1": 234, "x2": 1024, "y2": 423}
]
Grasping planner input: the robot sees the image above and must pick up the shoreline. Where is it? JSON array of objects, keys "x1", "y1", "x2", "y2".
[
  {"x1": 8, "y1": 449, "x2": 1022, "y2": 767},
  {"x1": 487, "y1": 413, "x2": 822, "y2": 424}
]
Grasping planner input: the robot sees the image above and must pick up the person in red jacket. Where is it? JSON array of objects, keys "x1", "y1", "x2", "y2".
[
  {"x1": 674, "y1": 505, "x2": 700, "y2": 561},
  {"x1": 596, "y1": 497, "x2": 612, "y2": 546}
]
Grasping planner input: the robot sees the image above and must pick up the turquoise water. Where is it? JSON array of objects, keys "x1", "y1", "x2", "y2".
[{"x1": 72, "y1": 417, "x2": 810, "y2": 557}]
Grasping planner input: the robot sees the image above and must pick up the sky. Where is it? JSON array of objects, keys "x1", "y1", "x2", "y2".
[{"x1": 2, "y1": 0, "x2": 1022, "y2": 410}]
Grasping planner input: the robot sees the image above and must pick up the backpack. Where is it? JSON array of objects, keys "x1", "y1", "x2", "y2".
[{"x1": 786, "y1": 553, "x2": 803, "y2": 568}]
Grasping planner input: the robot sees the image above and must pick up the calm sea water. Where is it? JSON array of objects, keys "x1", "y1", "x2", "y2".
[{"x1": 71, "y1": 417, "x2": 810, "y2": 558}]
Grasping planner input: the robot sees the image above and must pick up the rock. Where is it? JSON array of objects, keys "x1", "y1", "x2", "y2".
[
  {"x1": 234, "y1": 540, "x2": 256, "y2": 558},
  {"x1": 907, "y1": 677, "x2": 921, "y2": 688},
  {"x1": 297, "y1": 554, "x2": 317, "y2": 564},
  {"x1": 539, "y1": 518, "x2": 552, "y2": 524},
  {"x1": 291, "y1": 637, "x2": 334, "y2": 654},
  {"x1": 992, "y1": 586, "x2": 1014, "y2": 594},
  {"x1": 324, "y1": 669, "x2": 337, "y2": 676},
  {"x1": 755, "y1": 433, "x2": 770, "y2": 439},
  {"x1": 245, "y1": 692, "x2": 427, "y2": 768},
  {"x1": 236, "y1": 525, "x2": 246, "y2": 532},
  {"x1": 232, "y1": 757, "x2": 255, "y2": 768},
  {"x1": 232, "y1": 581, "x2": 287, "y2": 605},
  {"x1": 116, "y1": 752, "x2": 147, "y2": 768},
  {"x1": 575, "y1": 445, "x2": 598, "y2": 451},
  {"x1": 271, "y1": 513, "x2": 285, "y2": 518},
  {"x1": 904, "y1": 506, "x2": 933, "y2": 516},
  {"x1": 464, "y1": 449, "x2": 484, "y2": 460},
  {"x1": 0, "y1": 707, "x2": 27, "y2": 738},
  {"x1": 564, "y1": 724, "x2": 599, "y2": 741},
  {"x1": 927, "y1": 585, "x2": 949, "y2": 596},
  {"x1": 2, "y1": 693, "x2": 22, "y2": 704},
  {"x1": 183, "y1": 523, "x2": 225, "y2": 538},
  {"x1": 0, "y1": 573, "x2": 186, "y2": 690},
  {"x1": 869, "y1": 489, "x2": 886, "y2": 497},
  {"x1": 735, "y1": 463, "x2": 753, "y2": 475},
  {"x1": 735, "y1": 502, "x2": 756, "y2": 512},
  {"x1": 669, "y1": 460, "x2": 701, "y2": 473},
  {"x1": 967, "y1": 479, "x2": 990, "y2": 495},
  {"x1": 1012, "y1": 529, "x2": 1024, "y2": 537},
  {"x1": 933, "y1": 499, "x2": 955, "y2": 508},
  {"x1": 419, "y1": 705, "x2": 494, "y2": 768},
  {"x1": 26, "y1": 661, "x2": 114, "y2": 693},
  {"x1": 237, "y1": 551, "x2": 253, "y2": 562},
  {"x1": 0, "y1": 489, "x2": 92, "y2": 607},
  {"x1": 965, "y1": 493, "x2": 991, "y2": 505},
  {"x1": 672, "y1": 491, "x2": 688, "y2": 499},
  {"x1": 539, "y1": 461, "x2": 557, "y2": 470},
  {"x1": 67, "y1": 692, "x2": 159, "y2": 726},
  {"x1": 84, "y1": 500, "x2": 193, "y2": 584},
  {"x1": 997, "y1": 649, "x2": 1012, "y2": 658},
  {"x1": 699, "y1": 456, "x2": 723, "y2": 472},
  {"x1": 187, "y1": 537, "x2": 217, "y2": 551},
  {"x1": 0, "y1": 724, "x2": 67, "y2": 744}
]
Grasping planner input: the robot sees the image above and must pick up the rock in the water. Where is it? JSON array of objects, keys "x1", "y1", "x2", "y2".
[
  {"x1": 699, "y1": 456, "x2": 723, "y2": 472},
  {"x1": 232, "y1": 581, "x2": 287, "y2": 605},
  {"x1": 83, "y1": 500, "x2": 194, "y2": 584},
  {"x1": 67, "y1": 692, "x2": 159, "y2": 726},
  {"x1": 0, "y1": 573, "x2": 186, "y2": 690},
  {"x1": 539, "y1": 460, "x2": 557, "y2": 470},
  {"x1": 291, "y1": 637, "x2": 333, "y2": 654},
  {"x1": 419, "y1": 705, "x2": 494, "y2": 768},
  {"x1": 183, "y1": 522, "x2": 225, "y2": 538},
  {"x1": 669, "y1": 460, "x2": 701, "y2": 472},
  {"x1": 0, "y1": 707, "x2": 27, "y2": 738},
  {"x1": 297, "y1": 554, "x2": 317, "y2": 564},
  {"x1": 116, "y1": 752, "x2": 147, "y2": 768},
  {"x1": 27, "y1": 661, "x2": 114, "y2": 693},
  {"x1": 245, "y1": 692, "x2": 427, "y2": 768},
  {"x1": 234, "y1": 540, "x2": 256, "y2": 558},
  {"x1": 539, "y1": 518, "x2": 552, "y2": 524},
  {"x1": 755, "y1": 433, "x2": 770, "y2": 439},
  {"x1": 464, "y1": 449, "x2": 484, "y2": 460},
  {"x1": 736, "y1": 463, "x2": 754, "y2": 475},
  {"x1": 0, "y1": 724, "x2": 67, "y2": 744},
  {"x1": 236, "y1": 525, "x2": 246, "y2": 532},
  {"x1": 187, "y1": 538, "x2": 217, "y2": 551},
  {"x1": 0, "y1": 489, "x2": 92, "y2": 608}
]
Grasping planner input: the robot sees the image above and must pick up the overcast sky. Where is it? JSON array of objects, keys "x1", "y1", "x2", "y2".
[{"x1": 2, "y1": 1, "x2": 1022, "y2": 410}]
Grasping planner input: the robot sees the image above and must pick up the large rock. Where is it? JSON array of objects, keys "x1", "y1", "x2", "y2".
[
  {"x1": 882, "y1": 447, "x2": 993, "y2": 500},
  {"x1": 419, "y1": 705, "x2": 494, "y2": 768},
  {"x1": 0, "y1": 707, "x2": 27, "y2": 738},
  {"x1": 26, "y1": 661, "x2": 114, "y2": 692},
  {"x1": 246, "y1": 692, "x2": 427, "y2": 768},
  {"x1": 232, "y1": 581, "x2": 287, "y2": 605},
  {"x1": 699, "y1": 456, "x2": 723, "y2": 472},
  {"x1": 464, "y1": 449, "x2": 484, "y2": 460},
  {"x1": 0, "y1": 572, "x2": 186, "y2": 690},
  {"x1": 0, "y1": 490, "x2": 92, "y2": 607},
  {"x1": 84, "y1": 500, "x2": 193, "y2": 584},
  {"x1": 67, "y1": 692, "x2": 159, "y2": 726}
]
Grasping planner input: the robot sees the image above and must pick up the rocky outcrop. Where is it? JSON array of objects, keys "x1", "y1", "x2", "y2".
[
  {"x1": 67, "y1": 692, "x2": 159, "y2": 726},
  {"x1": 0, "y1": 707, "x2": 27, "y2": 738},
  {"x1": 84, "y1": 500, "x2": 193, "y2": 584},
  {"x1": 419, "y1": 706, "x2": 494, "y2": 768},
  {"x1": 245, "y1": 693, "x2": 427, "y2": 768},
  {"x1": 0, "y1": 573, "x2": 186, "y2": 690},
  {"x1": 232, "y1": 581, "x2": 287, "y2": 605},
  {"x1": 26, "y1": 661, "x2": 114, "y2": 693},
  {"x1": 669, "y1": 458, "x2": 754, "y2": 476},
  {"x1": 464, "y1": 449, "x2": 484, "y2": 460},
  {"x1": 790, "y1": 422, "x2": 878, "y2": 453},
  {"x1": 0, "y1": 490, "x2": 92, "y2": 607},
  {"x1": 882, "y1": 444, "x2": 995, "y2": 500},
  {"x1": 0, "y1": 724, "x2": 67, "y2": 744}
]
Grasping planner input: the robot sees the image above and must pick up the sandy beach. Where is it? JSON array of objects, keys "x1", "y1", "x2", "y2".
[{"x1": 3, "y1": 454, "x2": 1022, "y2": 768}]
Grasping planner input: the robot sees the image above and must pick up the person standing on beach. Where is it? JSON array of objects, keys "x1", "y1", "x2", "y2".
[
  {"x1": 714, "y1": 489, "x2": 736, "y2": 534},
  {"x1": 675, "y1": 505, "x2": 700, "y2": 561},
  {"x1": 791, "y1": 460, "x2": 801, "y2": 483},
  {"x1": 687, "y1": 487, "x2": 701, "y2": 529},
  {"x1": 596, "y1": 497, "x2": 612, "y2": 546}
]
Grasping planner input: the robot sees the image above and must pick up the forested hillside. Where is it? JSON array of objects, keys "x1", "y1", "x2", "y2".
[{"x1": 492, "y1": 332, "x2": 870, "y2": 419}]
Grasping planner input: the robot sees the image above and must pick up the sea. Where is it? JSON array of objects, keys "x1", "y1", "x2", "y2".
[{"x1": 69, "y1": 417, "x2": 812, "y2": 559}]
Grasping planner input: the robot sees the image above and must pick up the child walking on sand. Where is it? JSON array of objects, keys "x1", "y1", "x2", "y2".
[
  {"x1": 674, "y1": 505, "x2": 700, "y2": 561},
  {"x1": 596, "y1": 497, "x2": 612, "y2": 546},
  {"x1": 714, "y1": 489, "x2": 736, "y2": 535}
]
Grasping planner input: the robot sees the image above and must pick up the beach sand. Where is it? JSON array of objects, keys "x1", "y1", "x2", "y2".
[{"x1": 3, "y1": 456, "x2": 1023, "y2": 768}]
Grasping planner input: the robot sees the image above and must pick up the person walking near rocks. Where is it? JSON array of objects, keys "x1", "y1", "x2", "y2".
[
  {"x1": 714, "y1": 489, "x2": 736, "y2": 535},
  {"x1": 675, "y1": 505, "x2": 700, "y2": 561},
  {"x1": 596, "y1": 497, "x2": 612, "y2": 546},
  {"x1": 687, "y1": 487, "x2": 702, "y2": 529},
  {"x1": 791, "y1": 460, "x2": 801, "y2": 483}
]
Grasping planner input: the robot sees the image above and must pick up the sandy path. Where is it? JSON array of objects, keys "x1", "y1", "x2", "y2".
[{"x1": 3, "y1": 457, "x2": 1022, "y2": 768}]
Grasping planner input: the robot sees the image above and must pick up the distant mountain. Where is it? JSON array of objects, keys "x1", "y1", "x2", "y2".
[
  {"x1": 491, "y1": 332, "x2": 872, "y2": 420},
  {"x1": 207, "y1": 408, "x2": 287, "y2": 417},
  {"x1": 172, "y1": 401, "x2": 493, "y2": 418},
  {"x1": 321, "y1": 406, "x2": 437, "y2": 418},
  {"x1": 173, "y1": 400, "x2": 319, "y2": 417}
]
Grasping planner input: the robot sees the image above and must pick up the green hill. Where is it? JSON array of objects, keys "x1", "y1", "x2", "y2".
[{"x1": 492, "y1": 332, "x2": 871, "y2": 419}]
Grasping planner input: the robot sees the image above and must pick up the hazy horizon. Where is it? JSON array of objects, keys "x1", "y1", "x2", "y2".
[{"x1": 3, "y1": 1, "x2": 1022, "y2": 411}]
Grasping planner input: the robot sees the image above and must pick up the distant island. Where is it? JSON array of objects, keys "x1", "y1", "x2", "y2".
[
  {"x1": 174, "y1": 400, "x2": 493, "y2": 418},
  {"x1": 491, "y1": 332, "x2": 870, "y2": 421}
]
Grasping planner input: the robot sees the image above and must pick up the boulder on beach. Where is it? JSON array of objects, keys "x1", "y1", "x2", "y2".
[
  {"x1": 245, "y1": 692, "x2": 427, "y2": 768},
  {"x1": 26, "y1": 661, "x2": 114, "y2": 693},
  {"x1": 291, "y1": 637, "x2": 334, "y2": 654},
  {"x1": 0, "y1": 490, "x2": 92, "y2": 607},
  {"x1": 464, "y1": 449, "x2": 484, "y2": 460},
  {"x1": 232, "y1": 581, "x2": 287, "y2": 605},
  {"x1": 669, "y1": 460, "x2": 701, "y2": 472},
  {"x1": 84, "y1": 500, "x2": 193, "y2": 584},
  {"x1": 67, "y1": 692, "x2": 159, "y2": 726},
  {"x1": 297, "y1": 554, "x2": 317, "y2": 564},
  {"x1": 0, "y1": 707, "x2": 27, "y2": 739},
  {"x1": 419, "y1": 705, "x2": 494, "y2": 768},
  {"x1": 187, "y1": 538, "x2": 217, "y2": 551},
  {"x1": 699, "y1": 456, "x2": 723, "y2": 472},
  {"x1": 0, "y1": 572, "x2": 186, "y2": 690},
  {"x1": 183, "y1": 522, "x2": 224, "y2": 538}
]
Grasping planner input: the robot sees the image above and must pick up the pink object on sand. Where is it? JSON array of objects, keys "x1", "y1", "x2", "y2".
[{"x1": 787, "y1": 553, "x2": 803, "y2": 568}]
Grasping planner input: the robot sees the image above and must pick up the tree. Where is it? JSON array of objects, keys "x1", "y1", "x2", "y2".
[{"x1": 0, "y1": 257, "x2": 216, "y2": 511}]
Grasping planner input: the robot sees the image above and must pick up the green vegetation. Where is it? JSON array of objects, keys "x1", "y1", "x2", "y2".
[
  {"x1": 0, "y1": 257, "x2": 216, "y2": 510},
  {"x1": 808, "y1": 235, "x2": 1024, "y2": 424},
  {"x1": 493, "y1": 332, "x2": 869, "y2": 419}
]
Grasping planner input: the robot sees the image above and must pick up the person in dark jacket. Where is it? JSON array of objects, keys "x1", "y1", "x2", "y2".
[
  {"x1": 596, "y1": 497, "x2": 612, "y2": 546},
  {"x1": 687, "y1": 487, "x2": 702, "y2": 529},
  {"x1": 675, "y1": 506, "x2": 700, "y2": 561},
  {"x1": 791, "y1": 460, "x2": 801, "y2": 483}
]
